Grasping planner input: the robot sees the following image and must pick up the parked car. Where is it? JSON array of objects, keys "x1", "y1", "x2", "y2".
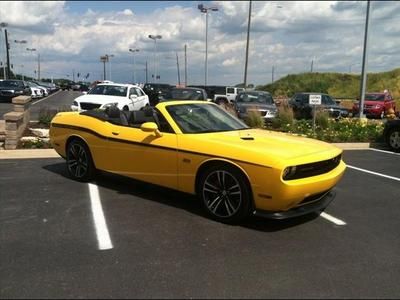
[
  {"x1": 383, "y1": 119, "x2": 400, "y2": 151},
  {"x1": 26, "y1": 81, "x2": 44, "y2": 99},
  {"x1": 50, "y1": 101, "x2": 346, "y2": 224},
  {"x1": 143, "y1": 83, "x2": 172, "y2": 106},
  {"x1": 352, "y1": 92, "x2": 396, "y2": 119},
  {"x1": 0, "y1": 80, "x2": 31, "y2": 102},
  {"x1": 158, "y1": 87, "x2": 208, "y2": 102},
  {"x1": 33, "y1": 81, "x2": 58, "y2": 93},
  {"x1": 233, "y1": 91, "x2": 277, "y2": 122},
  {"x1": 71, "y1": 83, "x2": 149, "y2": 112},
  {"x1": 289, "y1": 92, "x2": 349, "y2": 119},
  {"x1": 27, "y1": 81, "x2": 48, "y2": 97}
]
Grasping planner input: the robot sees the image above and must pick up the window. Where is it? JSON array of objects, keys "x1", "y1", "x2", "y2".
[
  {"x1": 155, "y1": 109, "x2": 174, "y2": 133},
  {"x1": 227, "y1": 87, "x2": 235, "y2": 94},
  {"x1": 136, "y1": 88, "x2": 144, "y2": 96},
  {"x1": 129, "y1": 88, "x2": 138, "y2": 96}
]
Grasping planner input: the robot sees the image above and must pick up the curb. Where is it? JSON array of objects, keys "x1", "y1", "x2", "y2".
[{"x1": 0, "y1": 149, "x2": 60, "y2": 159}]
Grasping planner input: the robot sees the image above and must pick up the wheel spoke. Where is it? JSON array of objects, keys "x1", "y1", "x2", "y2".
[
  {"x1": 212, "y1": 198, "x2": 224, "y2": 213},
  {"x1": 225, "y1": 197, "x2": 236, "y2": 214},
  {"x1": 204, "y1": 181, "x2": 219, "y2": 194},
  {"x1": 208, "y1": 195, "x2": 222, "y2": 208},
  {"x1": 68, "y1": 160, "x2": 78, "y2": 168}
]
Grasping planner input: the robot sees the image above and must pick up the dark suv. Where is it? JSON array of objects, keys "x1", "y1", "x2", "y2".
[
  {"x1": 158, "y1": 87, "x2": 208, "y2": 102},
  {"x1": 143, "y1": 83, "x2": 172, "y2": 106},
  {"x1": 289, "y1": 92, "x2": 349, "y2": 119},
  {"x1": 0, "y1": 80, "x2": 31, "y2": 102}
]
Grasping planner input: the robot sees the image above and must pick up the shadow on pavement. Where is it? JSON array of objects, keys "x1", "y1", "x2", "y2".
[{"x1": 43, "y1": 162, "x2": 320, "y2": 232}]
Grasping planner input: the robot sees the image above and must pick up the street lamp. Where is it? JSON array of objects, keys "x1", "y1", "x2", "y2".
[
  {"x1": 359, "y1": 0, "x2": 371, "y2": 119},
  {"x1": 26, "y1": 47, "x2": 37, "y2": 80},
  {"x1": 148, "y1": 34, "x2": 162, "y2": 83},
  {"x1": 129, "y1": 48, "x2": 139, "y2": 83},
  {"x1": 0, "y1": 22, "x2": 8, "y2": 79},
  {"x1": 106, "y1": 54, "x2": 114, "y2": 81},
  {"x1": 243, "y1": 0, "x2": 252, "y2": 88},
  {"x1": 198, "y1": 4, "x2": 218, "y2": 87},
  {"x1": 14, "y1": 40, "x2": 27, "y2": 79}
]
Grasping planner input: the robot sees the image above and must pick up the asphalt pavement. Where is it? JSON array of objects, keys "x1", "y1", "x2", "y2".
[
  {"x1": 0, "y1": 90, "x2": 81, "y2": 121},
  {"x1": 0, "y1": 149, "x2": 399, "y2": 298}
]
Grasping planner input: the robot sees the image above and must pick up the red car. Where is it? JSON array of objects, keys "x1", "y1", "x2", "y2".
[{"x1": 352, "y1": 92, "x2": 396, "y2": 119}]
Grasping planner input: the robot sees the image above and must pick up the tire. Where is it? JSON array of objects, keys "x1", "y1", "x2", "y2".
[
  {"x1": 387, "y1": 127, "x2": 400, "y2": 151},
  {"x1": 66, "y1": 139, "x2": 96, "y2": 182},
  {"x1": 197, "y1": 164, "x2": 252, "y2": 224},
  {"x1": 123, "y1": 105, "x2": 129, "y2": 111}
]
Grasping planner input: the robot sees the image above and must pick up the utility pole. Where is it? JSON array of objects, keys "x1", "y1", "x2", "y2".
[
  {"x1": 176, "y1": 52, "x2": 181, "y2": 85},
  {"x1": 359, "y1": 0, "x2": 371, "y2": 119},
  {"x1": 310, "y1": 59, "x2": 313, "y2": 73},
  {"x1": 145, "y1": 61, "x2": 148, "y2": 83},
  {"x1": 5, "y1": 29, "x2": 10, "y2": 79},
  {"x1": 243, "y1": 0, "x2": 252, "y2": 88},
  {"x1": 38, "y1": 53, "x2": 40, "y2": 81},
  {"x1": 100, "y1": 55, "x2": 108, "y2": 80},
  {"x1": 184, "y1": 44, "x2": 187, "y2": 86}
]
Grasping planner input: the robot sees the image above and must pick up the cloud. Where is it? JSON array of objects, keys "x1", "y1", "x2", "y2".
[{"x1": 2, "y1": 1, "x2": 400, "y2": 86}]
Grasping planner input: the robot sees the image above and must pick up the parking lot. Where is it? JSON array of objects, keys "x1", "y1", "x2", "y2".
[{"x1": 0, "y1": 148, "x2": 399, "y2": 298}]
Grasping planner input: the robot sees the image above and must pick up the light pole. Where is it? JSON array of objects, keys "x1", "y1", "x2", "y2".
[
  {"x1": 148, "y1": 34, "x2": 162, "y2": 83},
  {"x1": 198, "y1": 4, "x2": 218, "y2": 88},
  {"x1": 359, "y1": 0, "x2": 371, "y2": 119},
  {"x1": 14, "y1": 40, "x2": 27, "y2": 79},
  {"x1": 106, "y1": 54, "x2": 114, "y2": 81},
  {"x1": 0, "y1": 22, "x2": 8, "y2": 79},
  {"x1": 100, "y1": 55, "x2": 108, "y2": 80},
  {"x1": 129, "y1": 48, "x2": 139, "y2": 83},
  {"x1": 243, "y1": 0, "x2": 252, "y2": 88},
  {"x1": 26, "y1": 47, "x2": 37, "y2": 80}
]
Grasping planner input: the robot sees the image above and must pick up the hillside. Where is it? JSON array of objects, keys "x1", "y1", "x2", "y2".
[{"x1": 257, "y1": 68, "x2": 400, "y2": 100}]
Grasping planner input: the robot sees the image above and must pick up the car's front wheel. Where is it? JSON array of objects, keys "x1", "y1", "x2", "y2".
[
  {"x1": 387, "y1": 127, "x2": 400, "y2": 151},
  {"x1": 66, "y1": 139, "x2": 95, "y2": 182},
  {"x1": 198, "y1": 164, "x2": 252, "y2": 224}
]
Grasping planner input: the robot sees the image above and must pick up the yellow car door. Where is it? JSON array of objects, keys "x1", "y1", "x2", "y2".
[{"x1": 102, "y1": 122, "x2": 179, "y2": 190}]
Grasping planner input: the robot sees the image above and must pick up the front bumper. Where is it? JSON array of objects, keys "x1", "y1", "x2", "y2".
[{"x1": 253, "y1": 189, "x2": 335, "y2": 219}]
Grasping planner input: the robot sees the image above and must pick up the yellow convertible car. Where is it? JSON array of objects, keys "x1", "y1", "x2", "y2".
[{"x1": 50, "y1": 101, "x2": 346, "y2": 223}]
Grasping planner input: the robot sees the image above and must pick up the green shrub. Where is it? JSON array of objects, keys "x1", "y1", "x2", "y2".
[
  {"x1": 38, "y1": 106, "x2": 72, "y2": 127},
  {"x1": 315, "y1": 109, "x2": 330, "y2": 129},
  {"x1": 271, "y1": 104, "x2": 294, "y2": 131},
  {"x1": 244, "y1": 110, "x2": 264, "y2": 128}
]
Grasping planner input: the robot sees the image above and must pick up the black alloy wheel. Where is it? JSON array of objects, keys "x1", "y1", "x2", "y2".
[
  {"x1": 66, "y1": 139, "x2": 95, "y2": 182},
  {"x1": 198, "y1": 164, "x2": 251, "y2": 224},
  {"x1": 387, "y1": 128, "x2": 400, "y2": 151}
]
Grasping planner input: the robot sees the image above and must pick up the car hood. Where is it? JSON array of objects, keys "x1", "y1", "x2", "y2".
[
  {"x1": 236, "y1": 103, "x2": 276, "y2": 110},
  {"x1": 322, "y1": 104, "x2": 347, "y2": 110},
  {"x1": 179, "y1": 128, "x2": 342, "y2": 168},
  {"x1": 74, "y1": 94, "x2": 126, "y2": 104}
]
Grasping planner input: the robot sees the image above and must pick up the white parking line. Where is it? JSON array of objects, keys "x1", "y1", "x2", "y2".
[
  {"x1": 347, "y1": 165, "x2": 400, "y2": 182},
  {"x1": 369, "y1": 148, "x2": 400, "y2": 156},
  {"x1": 320, "y1": 212, "x2": 347, "y2": 226},
  {"x1": 88, "y1": 183, "x2": 113, "y2": 250}
]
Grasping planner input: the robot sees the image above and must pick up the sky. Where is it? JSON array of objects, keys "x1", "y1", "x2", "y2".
[{"x1": 0, "y1": 1, "x2": 399, "y2": 86}]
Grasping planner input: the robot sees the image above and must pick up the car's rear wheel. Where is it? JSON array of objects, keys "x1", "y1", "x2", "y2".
[
  {"x1": 387, "y1": 127, "x2": 400, "y2": 151},
  {"x1": 198, "y1": 164, "x2": 251, "y2": 224},
  {"x1": 66, "y1": 139, "x2": 95, "y2": 182}
]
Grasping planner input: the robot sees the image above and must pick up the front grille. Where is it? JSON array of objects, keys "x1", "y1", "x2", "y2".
[
  {"x1": 80, "y1": 102, "x2": 102, "y2": 110},
  {"x1": 285, "y1": 154, "x2": 342, "y2": 180},
  {"x1": 0, "y1": 90, "x2": 14, "y2": 96}
]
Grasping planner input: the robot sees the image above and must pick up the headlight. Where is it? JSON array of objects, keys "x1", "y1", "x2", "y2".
[
  {"x1": 72, "y1": 101, "x2": 78, "y2": 106},
  {"x1": 104, "y1": 102, "x2": 118, "y2": 108},
  {"x1": 374, "y1": 104, "x2": 382, "y2": 109},
  {"x1": 282, "y1": 166, "x2": 297, "y2": 180}
]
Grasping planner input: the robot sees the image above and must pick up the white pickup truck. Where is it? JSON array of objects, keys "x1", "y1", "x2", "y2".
[{"x1": 213, "y1": 86, "x2": 245, "y2": 104}]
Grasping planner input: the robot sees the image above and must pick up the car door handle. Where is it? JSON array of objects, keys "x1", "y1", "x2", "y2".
[{"x1": 112, "y1": 132, "x2": 119, "y2": 136}]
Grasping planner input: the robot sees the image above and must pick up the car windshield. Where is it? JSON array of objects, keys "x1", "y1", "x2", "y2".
[
  {"x1": 88, "y1": 85, "x2": 127, "y2": 97},
  {"x1": 166, "y1": 103, "x2": 249, "y2": 133},
  {"x1": 365, "y1": 94, "x2": 385, "y2": 101},
  {"x1": 163, "y1": 89, "x2": 205, "y2": 101},
  {"x1": 0, "y1": 80, "x2": 24, "y2": 88},
  {"x1": 237, "y1": 92, "x2": 274, "y2": 104}
]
